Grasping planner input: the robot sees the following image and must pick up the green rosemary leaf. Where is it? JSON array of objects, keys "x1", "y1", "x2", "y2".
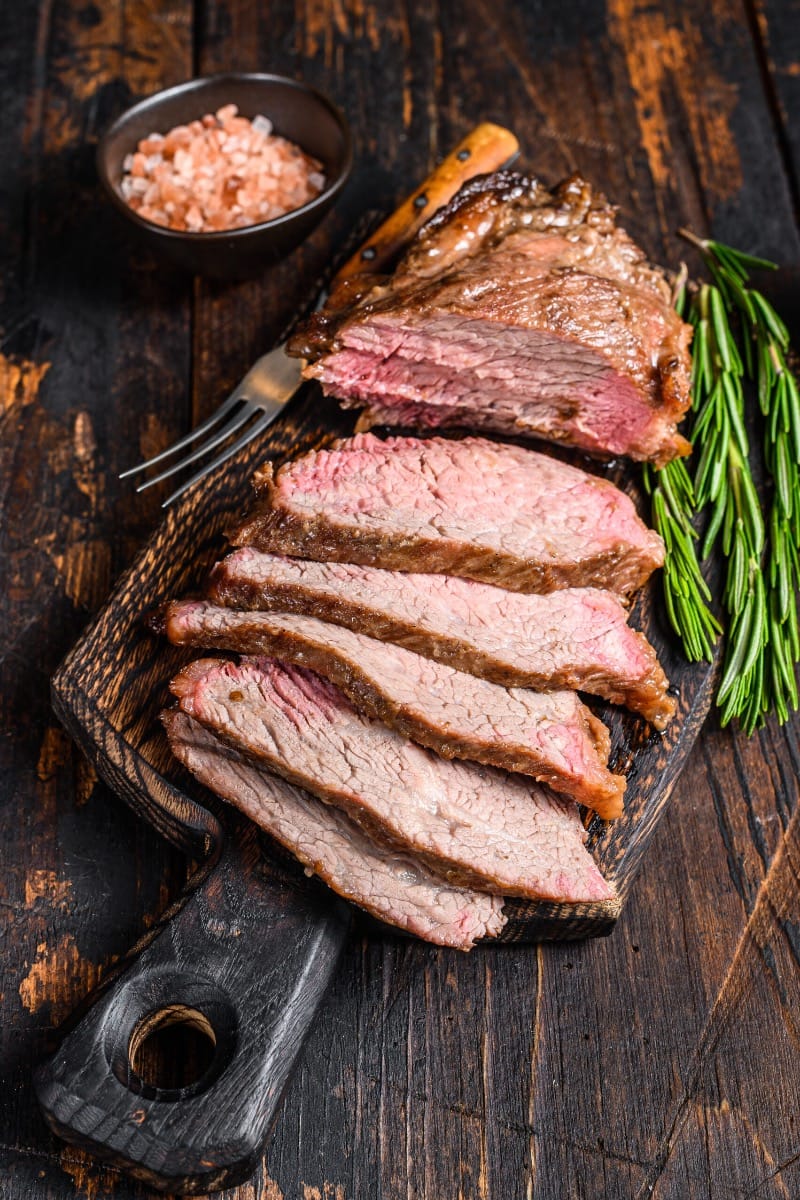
[
  {"x1": 700, "y1": 489, "x2": 725, "y2": 561},
  {"x1": 751, "y1": 290, "x2": 790, "y2": 345},
  {"x1": 723, "y1": 373, "x2": 750, "y2": 459},
  {"x1": 776, "y1": 434, "x2": 792, "y2": 516},
  {"x1": 709, "y1": 287, "x2": 734, "y2": 372},
  {"x1": 724, "y1": 529, "x2": 746, "y2": 614},
  {"x1": 708, "y1": 243, "x2": 778, "y2": 273}
]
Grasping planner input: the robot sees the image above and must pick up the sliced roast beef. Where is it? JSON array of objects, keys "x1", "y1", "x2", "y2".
[
  {"x1": 291, "y1": 173, "x2": 691, "y2": 466},
  {"x1": 160, "y1": 600, "x2": 625, "y2": 816},
  {"x1": 171, "y1": 657, "x2": 614, "y2": 903},
  {"x1": 209, "y1": 549, "x2": 675, "y2": 727},
  {"x1": 164, "y1": 710, "x2": 506, "y2": 949},
  {"x1": 232, "y1": 434, "x2": 664, "y2": 597}
]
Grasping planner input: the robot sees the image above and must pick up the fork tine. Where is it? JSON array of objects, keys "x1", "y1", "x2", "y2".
[
  {"x1": 118, "y1": 392, "x2": 244, "y2": 479},
  {"x1": 161, "y1": 410, "x2": 274, "y2": 507},
  {"x1": 135, "y1": 403, "x2": 257, "y2": 493}
]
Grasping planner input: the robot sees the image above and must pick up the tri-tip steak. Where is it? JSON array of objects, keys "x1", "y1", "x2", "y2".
[
  {"x1": 290, "y1": 172, "x2": 692, "y2": 466},
  {"x1": 159, "y1": 600, "x2": 626, "y2": 816},
  {"x1": 231, "y1": 433, "x2": 665, "y2": 598},
  {"x1": 170, "y1": 657, "x2": 615, "y2": 903}
]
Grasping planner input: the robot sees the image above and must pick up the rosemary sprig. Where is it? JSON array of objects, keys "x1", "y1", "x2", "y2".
[
  {"x1": 643, "y1": 458, "x2": 720, "y2": 661},
  {"x1": 654, "y1": 233, "x2": 800, "y2": 732}
]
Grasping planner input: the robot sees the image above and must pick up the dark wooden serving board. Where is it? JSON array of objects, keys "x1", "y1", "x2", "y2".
[
  {"x1": 32, "y1": 132, "x2": 719, "y2": 1193},
  {"x1": 50, "y1": 384, "x2": 717, "y2": 945},
  {"x1": 33, "y1": 374, "x2": 717, "y2": 1191}
]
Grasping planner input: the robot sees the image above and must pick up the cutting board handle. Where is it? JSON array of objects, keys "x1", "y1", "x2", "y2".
[{"x1": 34, "y1": 826, "x2": 351, "y2": 1194}]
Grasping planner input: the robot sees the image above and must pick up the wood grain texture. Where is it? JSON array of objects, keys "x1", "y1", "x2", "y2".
[
  {"x1": 750, "y1": 0, "x2": 800, "y2": 212},
  {"x1": 2, "y1": 0, "x2": 800, "y2": 1197},
  {"x1": 34, "y1": 831, "x2": 350, "y2": 1194}
]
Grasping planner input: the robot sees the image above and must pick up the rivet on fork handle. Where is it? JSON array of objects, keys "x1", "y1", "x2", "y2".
[{"x1": 330, "y1": 122, "x2": 519, "y2": 289}]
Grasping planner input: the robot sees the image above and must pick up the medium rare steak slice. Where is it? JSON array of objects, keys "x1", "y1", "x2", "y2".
[
  {"x1": 232, "y1": 433, "x2": 664, "y2": 597},
  {"x1": 209, "y1": 549, "x2": 675, "y2": 728},
  {"x1": 292, "y1": 173, "x2": 691, "y2": 466},
  {"x1": 164, "y1": 710, "x2": 506, "y2": 949},
  {"x1": 171, "y1": 657, "x2": 614, "y2": 903},
  {"x1": 160, "y1": 600, "x2": 625, "y2": 816}
]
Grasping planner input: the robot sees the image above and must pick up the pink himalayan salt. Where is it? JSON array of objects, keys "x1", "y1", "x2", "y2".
[{"x1": 120, "y1": 105, "x2": 326, "y2": 233}]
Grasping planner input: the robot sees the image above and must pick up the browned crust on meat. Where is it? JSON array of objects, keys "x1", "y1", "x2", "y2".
[
  {"x1": 229, "y1": 465, "x2": 662, "y2": 599},
  {"x1": 289, "y1": 171, "x2": 648, "y2": 360},
  {"x1": 169, "y1": 660, "x2": 606, "y2": 899},
  {"x1": 231, "y1": 506, "x2": 662, "y2": 597},
  {"x1": 161, "y1": 601, "x2": 626, "y2": 816},
  {"x1": 289, "y1": 170, "x2": 692, "y2": 467},
  {"x1": 207, "y1": 563, "x2": 674, "y2": 728}
]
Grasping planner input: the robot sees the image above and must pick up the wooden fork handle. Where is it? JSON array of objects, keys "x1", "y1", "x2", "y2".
[{"x1": 330, "y1": 122, "x2": 519, "y2": 289}]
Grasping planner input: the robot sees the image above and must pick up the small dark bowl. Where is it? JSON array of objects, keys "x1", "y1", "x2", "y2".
[{"x1": 97, "y1": 73, "x2": 352, "y2": 279}]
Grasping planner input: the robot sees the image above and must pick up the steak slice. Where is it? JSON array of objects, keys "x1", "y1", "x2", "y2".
[
  {"x1": 171, "y1": 657, "x2": 615, "y2": 903},
  {"x1": 232, "y1": 433, "x2": 664, "y2": 597},
  {"x1": 292, "y1": 173, "x2": 691, "y2": 466},
  {"x1": 209, "y1": 549, "x2": 675, "y2": 728},
  {"x1": 164, "y1": 710, "x2": 506, "y2": 949},
  {"x1": 160, "y1": 600, "x2": 625, "y2": 816}
]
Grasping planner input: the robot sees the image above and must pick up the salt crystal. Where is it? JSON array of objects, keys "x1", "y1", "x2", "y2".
[{"x1": 120, "y1": 104, "x2": 325, "y2": 233}]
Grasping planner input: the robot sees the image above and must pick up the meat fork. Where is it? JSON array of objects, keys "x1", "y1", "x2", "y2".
[
  {"x1": 119, "y1": 343, "x2": 305, "y2": 507},
  {"x1": 119, "y1": 123, "x2": 519, "y2": 506}
]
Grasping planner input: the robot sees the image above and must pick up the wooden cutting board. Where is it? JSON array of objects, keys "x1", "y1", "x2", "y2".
[
  {"x1": 33, "y1": 133, "x2": 718, "y2": 1194},
  {"x1": 33, "y1": 384, "x2": 716, "y2": 1193}
]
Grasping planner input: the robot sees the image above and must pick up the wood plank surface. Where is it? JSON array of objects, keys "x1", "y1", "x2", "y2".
[
  {"x1": 1, "y1": 1, "x2": 799, "y2": 1197},
  {"x1": 752, "y1": 0, "x2": 800, "y2": 204}
]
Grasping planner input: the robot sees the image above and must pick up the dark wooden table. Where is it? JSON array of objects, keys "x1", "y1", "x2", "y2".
[{"x1": 2, "y1": 2, "x2": 800, "y2": 1197}]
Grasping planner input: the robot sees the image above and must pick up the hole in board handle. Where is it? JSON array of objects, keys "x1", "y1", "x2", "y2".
[
  {"x1": 105, "y1": 974, "x2": 238, "y2": 1102},
  {"x1": 128, "y1": 1005, "x2": 217, "y2": 1094}
]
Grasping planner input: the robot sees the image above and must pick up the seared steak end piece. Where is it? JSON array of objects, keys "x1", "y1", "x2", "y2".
[{"x1": 290, "y1": 172, "x2": 691, "y2": 466}]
